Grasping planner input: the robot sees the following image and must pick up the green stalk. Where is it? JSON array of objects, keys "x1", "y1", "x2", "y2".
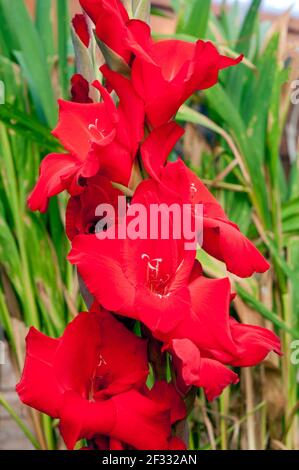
[
  {"x1": 0, "y1": 394, "x2": 41, "y2": 449},
  {"x1": 42, "y1": 414, "x2": 56, "y2": 450},
  {"x1": 219, "y1": 388, "x2": 229, "y2": 450}
]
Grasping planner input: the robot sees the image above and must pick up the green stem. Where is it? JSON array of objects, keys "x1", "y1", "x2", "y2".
[
  {"x1": 42, "y1": 414, "x2": 56, "y2": 450},
  {"x1": 0, "y1": 393, "x2": 41, "y2": 449}
]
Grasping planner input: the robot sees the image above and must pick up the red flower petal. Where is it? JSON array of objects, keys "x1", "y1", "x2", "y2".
[
  {"x1": 169, "y1": 436, "x2": 187, "y2": 450},
  {"x1": 155, "y1": 159, "x2": 270, "y2": 277},
  {"x1": 80, "y1": 0, "x2": 129, "y2": 24},
  {"x1": 68, "y1": 235, "x2": 136, "y2": 315},
  {"x1": 170, "y1": 338, "x2": 239, "y2": 401},
  {"x1": 61, "y1": 388, "x2": 173, "y2": 450},
  {"x1": 16, "y1": 328, "x2": 62, "y2": 417},
  {"x1": 229, "y1": 318, "x2": 282, "y2": 367},
  {"x1": 141, "y1": 122, "x2": 184, "y2": 180},
  {"x1": 71, "y1": 74, "x2": 92, "y2": 103},
  {"x1": 59, "y1": 391, "x2": 115, "y2": 450},
  {"x1": 90, "y1": 308, "x2": 148, "y2": 399},
  {"x1": 65, "y1": 175, "x2": 121, "y2": 240},
  {"x1": 143, "y1": 381, "x2": 186, "y2": 424},
  {"x1": 125, "y1": 22, "x2": 243, "y2": 127},
  {"x1": 27, "y1": 153, "x2": 80, "y2": 213},
  {"x1": 136, "y1": 284, "x2": 191, "y2": 335},
  {"x1": 202, "y1": 218, "x2": 270, "y2": 277},
  {"x1": 72, "y1": 14, "x2": 90, "y2": 47},
  {"x1": 111, "y1": 388, "x2": 171, "y2": 450},
  {"x1": 177, "y1": 276, "x2": 237, "y2": 358},
  {"x1": 52, "y1": 98, "x2": 117, "y2": 161},
  {"x1": 101, "y1": 64, "x2": 145, "y2": 151},
  {"x1": 82, "y1": 0, "x2": 131, "y2": 62},
  {"x1": 79, "y1": 0, "x2": 103, "y2": 23}
]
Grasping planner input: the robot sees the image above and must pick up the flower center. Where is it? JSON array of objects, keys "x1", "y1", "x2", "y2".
[
  {"x1": 88, "y1": 119, "x2": 110, "y2": 144},
  {"x1": 190, "y1": 183, "x2": 197, "y2": 201},
  {"x1": 141, "y1": 254, "x2": 170, "y2": 297},
  {"x1": 90, "y1": 354, "x2": 108, "y2": 398}
]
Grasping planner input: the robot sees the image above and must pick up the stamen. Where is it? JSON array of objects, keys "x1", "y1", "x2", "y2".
[
  {"x1": 97, "y1": 354, "x2": 107, "y2": 367},
  {"x1": 190, "y1": 183, "x2": 198, "y2": 201},
  {"x1": 141, "y1": 254, "x2": 163, "y2": 279},
  {"x1": 88, "y1": 119, "x2": 107, "y2": 142},
  {"x1": 141, "y1": 254, "x2": 170, "y2": 295}
]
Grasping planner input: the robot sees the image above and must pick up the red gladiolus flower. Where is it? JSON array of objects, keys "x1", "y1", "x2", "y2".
[
  {"x1": 67, "y1": 231, "x2": 237, "y2": 399},
  {"x1": 68, "y1": 185, "x2": 281, "y2": 400},
  {"x1": 16, "y1": 307, "x2": 178, "y2": 449},
  {"x1": 141, "y1": 126, "x2": 270, "y2": 278},
  {"x1": 125, "y1": 21, "x2": 243, "y2": 127},
  {"x1": 80, "y1": 1, "x2": 242, "y2": 128},
  {"x1": 28, "y1": 77, "x2": 144, "y2": 212}
]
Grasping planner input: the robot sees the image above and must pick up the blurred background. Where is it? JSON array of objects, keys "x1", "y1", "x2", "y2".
[{"x1": 0, "y1": 0, "x2": 298, "y2": 450}]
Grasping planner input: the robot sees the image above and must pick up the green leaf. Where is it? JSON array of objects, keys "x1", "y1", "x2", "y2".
[
  {"x1": 246, "y1": 34, "x2": 279, "y2": 155},
  {"x1": 0, "y1": 205, "x2": 22, "y2": 296},
  {"x1": 170, "y1": 0, "x2": 180, "y2": 12},
  {"x1": 217, "y1": 1, "x2": 241, "y2": 43},
  {"x1": 0, "y1": 0, "x2": 57, "y2": 126},
  {"x1": 0, "y1": 103, "x2": 61, "y2": 151},
  {"x1": 236, "y1": 285, "x2": 299, "y2": 339},
  {"x1": 223, "y1": 0, "x2": 262, "y2": 106},
  {"x1": 94, "y1": 36, "x2": 131, "y2": 78},
  {"x1": 35, "y1": 0, "x2": 55, "y2": 67},
  {"x1": 205, "y1": 84, "x2": 271, "y2": 228},
  {"x1": 177, "y1": 0, "x2": 211, "y2": 38},
  {"x1": 287, "y1": 237, "x2": 299, "y2": 326},
  {"x1": 236, "y1": 0, "x2": 262, "y2": 56},
  {"x1": 57, "y1": 0, "x2": 70, "y2": 99},
  {"x1": 282, "y1": 197, "x2": 299, "y2": 221},
  {"x1": 0, "y1": 56, "x2": 20, "y2": 104}
]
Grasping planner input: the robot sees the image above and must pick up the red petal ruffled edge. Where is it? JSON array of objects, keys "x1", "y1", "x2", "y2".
[
  {"x1": 27, "y1": 153, "x2": 80, "y2": 213},
  {"x1": 170, "y1": 338, "x2": 239, "y2": 401}
]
